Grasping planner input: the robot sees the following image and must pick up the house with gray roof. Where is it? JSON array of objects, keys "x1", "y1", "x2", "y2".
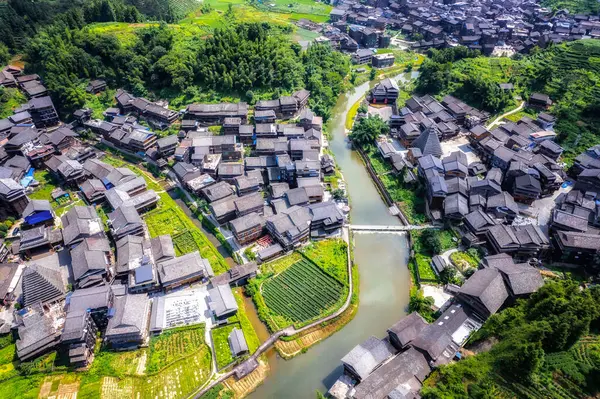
[
  {"x1": 266, "y1": 205, "x2": 311, "y2": 250},
  {"x1": 157, "y1": 251, "x2": 213, "y2": 290},
  {"x1": 230, "y1": 212, "x2": 265, "y2": 245},
  {"x1": 352, "y1": 347, "x2": 430, "y2": 399},
  {"x1": 21, "y1": 254, "x2": 66, "y2": 307},
  {"x1": 308, "y1": 201, "x2": 344, "y2": 237},
  {"x1": 228, "y1": 328, "x2": 249, "y2": 357},
  {"x1": 105, "y1": 293, "x2": 151, "y2": 348},
  {"x1": 208, "y1": 284, "x2": 238, "y2": 321},
  {"x1": 80, "y1": 179, "x2": 107, "y2": 203},
  {"x1": 494, "y1": 262, "x2": 544, "y2": 298},
  {"x1": 457, "y1": 268, "x2": 509, "y2": 319},
  {"x1": 150, "y1": 235, "x2": 175, "y2": 264},
  {"x1": 61, "y1": 206, "x2": 104, "y2": 247},
  {"x1": 70, "y1": 237, "x2": 111, "y2": 289},
  {"x1": 387, "y1": 312, "x2": 428, "y2": 351},
  {"x1": 201, "y1": 181, "x2": 235, "y2": 203},
  {"x1": 341, "y1": 336, "x2": 396, "y2": 381},
  {"x1": 108, "y1": 205, "x2": 144, "y2": 241},
  {"x1": 15, "y1": 310, "x2": 62, "y2": 361}
]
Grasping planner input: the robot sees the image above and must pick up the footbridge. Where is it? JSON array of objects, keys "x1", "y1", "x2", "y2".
[{"x1": 348, "y1": 224, "x2": 435, "y2": 233}]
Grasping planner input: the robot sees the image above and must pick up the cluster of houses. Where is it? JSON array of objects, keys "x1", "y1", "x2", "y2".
[
  {"x1": 361, "y1": 71, "x2": 600, "y2": 273},
  {"x1": 320, "y1": 0, "x2": 600, "y2": 56},
  {"x1": 0, "y1": 67, "x2": 347, "y2": 373},
  {"x1": 330, "y1": 252, "x2": 544, "y2": 399}
]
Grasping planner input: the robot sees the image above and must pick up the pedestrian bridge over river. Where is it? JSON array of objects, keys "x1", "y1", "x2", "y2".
[{"x1": 348, "y1": 224, "x2": 434, "y2": 233}]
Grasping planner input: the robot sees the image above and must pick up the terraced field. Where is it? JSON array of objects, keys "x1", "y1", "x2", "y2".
[
  {"x1": 261, "y1": 258, "x2": 344, "y2": 325},
  {"x1": 492, "y1": 336, "x2": 600, "y2": 399}
]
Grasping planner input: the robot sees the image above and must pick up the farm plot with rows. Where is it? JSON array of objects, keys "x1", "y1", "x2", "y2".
[
  {"x1": 146, "y1": 325, "x2": 206, "y2": 374},
  {"x1": 261, "y1": 258, "x2": 345, "y2": 327}
]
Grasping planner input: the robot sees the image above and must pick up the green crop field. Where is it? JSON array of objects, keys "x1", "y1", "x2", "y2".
[
  {"x1": 146, "y1": 325, "x2": 206, "y2": 374},
  {"x1": 261, "y1": 258, "x2": 344, "y2": 325}
]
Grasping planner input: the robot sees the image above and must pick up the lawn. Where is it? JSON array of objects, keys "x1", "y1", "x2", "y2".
[
  {"x1": 28, "y1": 170, "x2": 60, "y2": 205},
  {"x1": 211, "y1": 324, "x2": 238, "y2": 369},
  {"x1": 146, "y1": 324, "x2": 206, "y2": 374},
  {"x1": 300, "y1": 239, "x2": 349, "y2": 285},
  {"x1": 345, "y1": 98, "x2": 363, "y2": 129},
  {"x1": 415, "y1": 254, "x2": 438, "y2": 282},
  {"x1": 261, "y1": 258, "x2": 346, "y2": 329}
]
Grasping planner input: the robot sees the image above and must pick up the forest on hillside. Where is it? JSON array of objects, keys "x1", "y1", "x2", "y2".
[
  {"x1": 421, "y1": 280, "x2": 600, "y2": 399},
  {"x1": 0, "y1": 0, "x2": 200, "y2": 53},
  {"x1": 415, "y1": 40, "x2": 600, "y2": 163},
  {"x1": 20, "y1": 15, "x2": 349, "y2": 118}
]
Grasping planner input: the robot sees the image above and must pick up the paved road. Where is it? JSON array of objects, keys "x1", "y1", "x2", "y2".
[{"x1": 486, "y1": 101, "x2": 525, "y2": 130}]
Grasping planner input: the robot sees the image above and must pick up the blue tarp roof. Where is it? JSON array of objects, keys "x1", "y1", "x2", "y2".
[{"x1": 25, "y1": 210, "x2": 53, "y2": 226}]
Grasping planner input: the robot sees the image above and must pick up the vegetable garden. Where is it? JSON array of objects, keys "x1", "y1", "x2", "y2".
[
  {"x1": 261, "y1": 258, "x2": 345, "y2": 326},
  {"x1": 146, "y1": 324, "x2": 206, "y2": 374}
]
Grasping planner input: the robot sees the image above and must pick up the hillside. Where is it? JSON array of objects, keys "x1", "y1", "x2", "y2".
[
  {"x1": 420, "y1": 280, "x2": 600, "y2": 399},
  {"x1": 541, "y1": 0, "x2": 600, "y2": 13},
  {"x1": 416, "y1": 40, "x2": 600, "y2": 164}
]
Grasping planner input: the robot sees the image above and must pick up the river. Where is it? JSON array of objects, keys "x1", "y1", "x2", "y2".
[{"x1": 248, "y1": 74, "x2": 415, "y2": 398}]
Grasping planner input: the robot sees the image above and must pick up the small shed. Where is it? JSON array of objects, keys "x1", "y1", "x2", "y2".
[
  {"x1": 228, "y1": 328, "x2": 249, "y2": 357},
  {"x1": 431, "y1": 255, "x2": 447, "y2": 275}
]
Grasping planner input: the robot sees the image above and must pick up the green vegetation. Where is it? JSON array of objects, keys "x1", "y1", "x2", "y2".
[
  {"x1": 408, "y1": 287, "x2": 436, "y2": 323},
  {"x1": 450, "y1": 250, "x2": 480, "y2": 273},
  {"x1": 416, "y1": 40, "x2": 600, "y2": 165},
  {"x1": 262, "y1": 258, "x2": 345, "y2": 326},
  {"x1": 232, "y1": 289, "x2": 261, "y2": 354},
  {"x1": 300, "y1": 239, "x2": 349, "y2": 284},
  {"x1": 211, "y1": 324, "x2": 237, "y2": 369},
  {"x1": 362, "y1": 146, "x2": 427, "y2": 225},
  {"x1": 422, "y1": 280, "x2": 600, "y2": 398},
  {"x1": 248, "y1": 243, "x2": 350, "y2": 332},
  {"x1": 541, "y1": 0, "x2": 599, "y2": 13},
  {"x1": 28, "y1": 171, "x2": 60, "y2": 204},
  {"x1": 23, "y1": 12, "x2": 349, "y2": 118},
  {"x1": 349, "y1": 115, "x2": 389, "y2": 148},
  {"x1": 145, "y1": 207, "x2": 229, "y2": 274},
  {"x1": 415, "y1": 254, "x2": 437, "y2": 282},
  {"x1": 200, "y1": 383, "x2": 234, "y2": 399},
  {"x1": 146, "y1": 324, "x2": 206, "y2": 373},
  {"x1": 0, "y1": 87, "x2": 27, "y2": 119}
]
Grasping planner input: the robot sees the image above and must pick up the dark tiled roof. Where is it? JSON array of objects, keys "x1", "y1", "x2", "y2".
[{"x1": 459, "y1": 268, "x2": 508, "y2": 315}]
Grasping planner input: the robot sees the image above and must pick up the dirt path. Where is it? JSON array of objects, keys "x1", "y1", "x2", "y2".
[{"x1": 486, "y1": 101, "x2": 525, "y2": 130}]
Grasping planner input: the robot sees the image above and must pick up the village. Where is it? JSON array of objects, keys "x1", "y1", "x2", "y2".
[
  {"x1": 323, "y1": 64, "x2": 600, "y2": 397},
  {"x1": 0, "y1": 0, "x2": 599, "y2": 397},
  {"x1": 0, "y1": 60, "x2": 355, "y2": 398}
]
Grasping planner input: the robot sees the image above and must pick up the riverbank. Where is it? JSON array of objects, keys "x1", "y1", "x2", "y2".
[{"x1": 247, "y1": 66, "x2": 411, "y2": 399}]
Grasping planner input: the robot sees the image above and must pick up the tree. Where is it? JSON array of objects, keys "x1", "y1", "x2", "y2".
[
  {"x1": 0, "y1": 43, "x2": 10, "y2": 66},
  {"x1": 332, "y1": 189, "x2": 346, "y2": 201},
  {"x1": 439, "y1": 267, "x2": 458, "y2": 285},
  {"x1": 409, "y1": 289, "x2": 435, "y2": 322},
  {"x1": 369, "y1": 68, "x2": 377, "y2": 80},
  {"x1": 349, "y1": 115, "x2": 389, "y2": 148},
  {"x1": 421, "y1": 229, "x2": 442, "y2": 255},
  {"x1": 357, "y1": 103, "x2": 368, "y2": 114}
]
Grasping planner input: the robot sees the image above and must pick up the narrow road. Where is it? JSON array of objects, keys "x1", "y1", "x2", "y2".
[
  {"x1": 486, "y1": 101, "x2": 525, "y2": 130},
  {"x1": 189, "y1": 226, "x2": 354, "y2": 399}
]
